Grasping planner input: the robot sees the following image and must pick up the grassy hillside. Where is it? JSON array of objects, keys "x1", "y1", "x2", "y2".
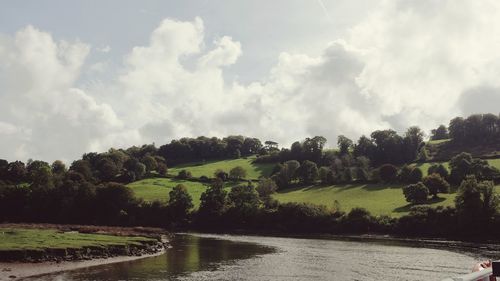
[
  {"x1": 413, "y1": 159, "x2": 499, "y2": 176},
  {"x1": 168, "y1": 156, "x2": 275, "y2": 180},
  {"x1": 273, "y1": 184, "x2": 456, "y2": 217},
  {"x1": 425, "y1": 139, "x2": 500, "y2": 161},
  {"x1": 129, "y1": 157, "x2": 500, "y2": 217},
  {"x1": 128, "y1": 178, "x2": 236, "y2": 206}
]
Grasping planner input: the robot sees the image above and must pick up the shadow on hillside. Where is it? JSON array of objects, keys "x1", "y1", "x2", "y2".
[
  {"x1": 250, "y1": 162, "x2": 274, "y2": 178},
  {"x1": 393, "y1": 197, "x2": 447, "y2": 213},
  {"x1": 275, "y1": 183, "x2": 401, "y2": 194}
]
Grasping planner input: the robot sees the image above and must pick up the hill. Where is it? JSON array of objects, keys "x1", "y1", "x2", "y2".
[
  {"x1": 167, "y1": 156, "x2": 275, "y2": 180},
  {"x1": 127, "y1": 178, "x2": 235, "y2": 206},
  {"x1": 128, "y1": 158, "x2": 500, "y2": 216},
  {"x1": 425, "y1": 139, "x2": 500, "y2": 161},
  {"x1": 273, "y1": 184, "x2": 457, "y2": 217}
]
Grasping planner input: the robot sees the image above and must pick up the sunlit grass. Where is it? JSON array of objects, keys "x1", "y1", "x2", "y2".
[
  {"x1": 168, "y1": 156, "x2": 275, "y2": 180},
  {"x1": 0, "y1": 228, "x2": 155, "y2": 251}
]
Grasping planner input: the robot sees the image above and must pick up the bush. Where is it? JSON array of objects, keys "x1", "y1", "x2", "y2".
[
  {"x1": 403, "y1": 182, "x2": 429, "y2": 204},
  {"x1": 408, "y1": 168, "x2": 423, "y2": 184},
  {"x1": 343, "y1": 207, "x2": 374, "y2": 233},
  {"x1": 177, "y1": 170, "x2": 192, "y2": 179},
  {"x1": 214, "y1": 169, "x2": 228, "y2": 181},
  {"x1": 427, "y1": 164, "x2": 449, "y2": 179},
  {"x1": 422, "y1": 173, "x2": 450, "y2": 197},
  {"x1": 199, "y1": 175, "x2": 210, "y2": 183},
  {"x1": 379, "y1": 164, "x2": 398, "y2": 183},
  {"x1": 229, "y1": 166, "x2": 247, "y2": 180}
]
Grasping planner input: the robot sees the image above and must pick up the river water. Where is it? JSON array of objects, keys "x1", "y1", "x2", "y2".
[{"x1": 26, "y1": 233, "x2": 497, "y2": 281}]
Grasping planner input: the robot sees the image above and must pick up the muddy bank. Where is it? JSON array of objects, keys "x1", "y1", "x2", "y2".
[{"x1": 0, "y1": 249, "x2": 166, "y2": 280}]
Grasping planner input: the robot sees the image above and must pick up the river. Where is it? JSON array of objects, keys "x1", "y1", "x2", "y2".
[{"x1": 25, "y1": 233, "x2": 498, "y2": 281}]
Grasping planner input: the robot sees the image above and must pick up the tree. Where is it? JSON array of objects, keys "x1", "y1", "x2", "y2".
[
  {"x1": 27, "y1": 160, "x2": 53, "y2": 188},
  {"x1": 142, "y1": 155, "x2": 158, "y2": 173},
  {"x1": 198, "y1": 179, "x2": 227, "y2": 217},
  {"x1": 214, "y1": 169, "x2": 228, "y2": 181},
  {"x1": 319, "y1": 167, "x2": 334, "y2": 184},
  {"x1": 427, "y1": 164, "x2": 449, "y2": 179},
  {"x1": 177, "y1": 169, "x2": 192, "y2": 179},
  {"x1": 430, "y1": 125, "x2": 449, "y2": 140},
  {"x1": 168, "y1": 184, "x2": 194, "y2": 222},
  {"x1": 455, "y1": 176, "x2": 499, "y2": 231},
  {"x1": 229, "y1": 166, "x2": 247, "y2": 180},
  {"x1": 297, "y1": 160, "x2": 318, "y2": 184},
  {"x1": 403, "y1": 183, "x2": 429, "y2": 204},
  {"x1": 228, "y1": 183, "x2": 260, "y2": 216},
  {"x1": 157, "y1": 162, "x2": 168, "y2": 176},
  {"x1": 408, "y1": 168, "x2": 423, "y2": 184},
  {"x1": 379, "y1": 164, "x2": 398, "y2": 183},
  {"x1": 6, "y1": 161, "x2": 27, "y2": 183},
  {"x1": 51, "y1": 160, "x2": 67, "y2": 175},
  {"x1": 398, "y1": 165, "x2": 413, "y2": 183},
  {"x1": 403, "y1": 126, "x2": 424, "y2": 162},
  {"x1": 255, "y1": 178, "x2": 278, "y2": 200},
  {"x1": 423, "y1": 173, "x2": 450, "y2": 198},
  {"x1": 337, "y1": 135, "x2": 353, "y2": 155}
]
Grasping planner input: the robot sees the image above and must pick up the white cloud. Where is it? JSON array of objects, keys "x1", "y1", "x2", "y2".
[
  {"x1": 0, "y1": 26, "x2": 124, "y2": 162},
  {"x1": 2, "y1": 1, "x2": 500, "y2": 162}
]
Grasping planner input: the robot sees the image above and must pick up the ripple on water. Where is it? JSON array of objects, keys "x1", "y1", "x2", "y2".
[{"x1": 27, "y1": 234, "x2": 486, "y2": 281}]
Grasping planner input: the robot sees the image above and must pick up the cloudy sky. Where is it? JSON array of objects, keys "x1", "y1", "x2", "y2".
[{"x1": 1, "y1": 0, "x2": 500, "y2": 162}]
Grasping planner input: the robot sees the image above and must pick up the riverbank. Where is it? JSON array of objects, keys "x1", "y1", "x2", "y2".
[
  {"x1": 0, "y1": 224, "x2": 170, "y2": 279},
  {"x1": 0, "y1": 249, "x2": 166, "y2": 280}
]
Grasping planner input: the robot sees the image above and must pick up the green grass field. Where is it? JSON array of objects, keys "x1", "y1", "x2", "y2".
[
  {"x1": 273, "y1": 184, "x2": 456, "y2": 217},
  {"x1": 0, "y1": 228, "x2": 155, "y2": 250},
  {"x1": 413, "y1": 159, "x2": 499, "y2": 176},
  {"x1": 128, "y1": 177, "x2": 236, "y2": 206},
  {"x1": 168, "y1": 156, "x2": 275, "y2": 180},
  {"x1": 130, "y1": 157, "x2": 500, "y2": 217}
]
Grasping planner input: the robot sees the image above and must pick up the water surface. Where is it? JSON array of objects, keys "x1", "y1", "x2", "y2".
[{"x1": 27, "y1": 233, "x2": 494, "y2": 281}]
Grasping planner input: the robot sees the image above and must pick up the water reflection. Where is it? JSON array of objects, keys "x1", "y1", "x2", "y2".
[
  {"x1": 25, "y1": 234, "x2": 275, "y2": 281},
  {"x1": 24, "y1": 234, "x2": 492, "y2": 281}
]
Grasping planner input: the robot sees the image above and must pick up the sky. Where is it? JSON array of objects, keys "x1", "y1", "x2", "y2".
[{"x1": 1, "y1": 0, "x2": 500, "y2": 163}]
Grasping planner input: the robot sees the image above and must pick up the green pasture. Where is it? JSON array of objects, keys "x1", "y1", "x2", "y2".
[
  {"x1": 168, "y1": 156, "x2": 275, "y2": 180},
  {"x1": 128, "y1": 177, "x2": 235, "y2": 207},
  {"x1": 273, "y1": 184, "x2": 456, "y2": 217},
  {"x1": 0, "y1": 228, "x2": 154, "y2": 251}
]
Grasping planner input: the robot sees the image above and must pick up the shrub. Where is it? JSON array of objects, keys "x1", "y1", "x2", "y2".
[
  {"x1": 403, "y1": 182, "x2": 429, "y2": 204},
  {"x1": 229, "y1": 166, "x2": 247, "y2": 180},
  {"x1": 427, "y1": 164, "x2": 449, "y2": 179},
  {"x1": 177, "y1": 169, "x2": 192, "y2": 179},
  {"x1": 214, "y1": 169, "x2": 228, "y2": 181},
  {"x1": 408, "y1": 168, "x2": 423, "y2": 184},
  {"x1": 379, "y1": 164, "x2": 398, "y2": 183},
  {"x1": 422, "y1": 173, "x2": 450, "y2": 197}
]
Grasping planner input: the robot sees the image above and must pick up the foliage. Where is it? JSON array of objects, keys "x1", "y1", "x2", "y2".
[
  {"x1": 379, "y1": 164, "x2": 398, "y2": 183},
  {"x1": 229, "y1": 166, "x2": 247, "y2": 180},
  {"x1": 408, "y1": 167, "x2": 423, "y2": 184},
  {"x1": 403, "y1": 182, "x2": 429, "y2": 204},
  {"x1": 177, "y1": 169, "x2": 192, "y2": 179},
  {"x1": 168, "y1": 184, "x2": 194, "y2": 223},
  {"x1": 431, "y1": 124, "x2": 449, "y2": 140},
  {"x1": 255, "y1": 178, "x2": 278, "y2": 199},
  {"x1": 427, "y1": 164, "x2": 449, "y2": 179},
  {"x1": 422, "y1": 173, "x2": 450, "y2": 197},
  {"x1": 296, "y1": 160, "x2": 318, "y2": 184},
  {"x1": 455, "y1": 176, "x2": 499, "y2": 232}
]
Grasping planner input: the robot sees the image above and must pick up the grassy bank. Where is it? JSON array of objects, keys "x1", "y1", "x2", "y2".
[{"x1": 0, "y1": 226, "x2": 163, "y2": 262}]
